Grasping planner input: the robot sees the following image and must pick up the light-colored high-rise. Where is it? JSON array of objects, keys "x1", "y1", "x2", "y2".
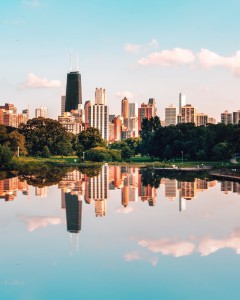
[
  {"x1": 129, "y1": 102, "x2": 138, "y2": 118},
  {"x1": 138, "y1": 98, "x2": 157, "y2": 131},
  {"x1": 95, "y1": 88, "x2": 107, "y2": 105},
  {"x1": 196, "y1": 113, "x2": 208, "y2": 126},
  {"x1": 165, "y1": 104, "x2": 177, "y2": 126},
  {"x1": 61, "y1": 96, "x2": 66, "y2": 115},
  {"x1": 89, "y1": 104, "x2": 109, "y2": 140},
  {"x1": 35, "y1": 106, "x2": 48, "y2": 118},
  {"x1": 179, "y1": 93, "x2": 186, "y2": 114},
  {"x1": 221, "y1": 110, "x2": 232, "y2": 125},
  {"x1": 181, "y1": 104, "x2": 197, "y2": 124}
]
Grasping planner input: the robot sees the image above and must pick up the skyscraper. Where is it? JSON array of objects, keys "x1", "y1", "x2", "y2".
[
  {"x1": 221, "y1": 110, "x2": 232, "y2": 124},
  {"x1": 121, "y1": 97, "x2": 129, "y2": 120},
  {"x1": 179, "y1": 93, "x2": 186, "y2": 114},
  {"x1": 65, "y1": 71, "x2": 82, "y2": 112},
  {"x1": 165, "y1": 104, "x2": 177, "y2": 126},
  {"x1": 35, "y1": 106, "x2": 48, "y2": 118}
]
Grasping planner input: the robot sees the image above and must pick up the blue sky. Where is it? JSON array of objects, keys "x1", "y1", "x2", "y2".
[{"x1": 1, "y1": 0, "x2": 240, "y2": 120}]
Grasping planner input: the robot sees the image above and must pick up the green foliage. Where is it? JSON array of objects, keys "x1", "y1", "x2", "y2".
[
  {"x1": 139, "y1": 122, "x2": 239, "y2": 161},
  {"x1": 7, "y1": 130, "x2": 28, "y2": 155},
  {"x1": 124, "y1": 137, "x2": 141, "y2": 156},
  {"x1": 42, "y1": 145, "x2": 51, "y2": 158},
  {"x1": 85, "y1": 147, "x2": 121, "y2": 162},
  {"x1": 77, "y1": 127, "x2": 106, "y2": 156},
  {"x1": 109, "y1": 141, "x2": 134, "y2": 160},
  {"x1": 19, "y1": 117, "x2": 73, "y2": 156},
  {"x1": 0, "y1": 145, "x2": 13, "y2": 167}
]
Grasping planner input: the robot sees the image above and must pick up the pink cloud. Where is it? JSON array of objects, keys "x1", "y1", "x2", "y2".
[
  {"x1": 20, "y1": 73, "x2": 62, "y2": 89},
  {"x1": 138, "y1": 48, "x2": 195, "y2": 66},
  {"x1": 21, "y1": 216, "x2": 62, "y2": 232},
  {"x1": 124, "y1": 43, "x2": 141, "y2": 54},
  {"x1": 198, "y1": 228, "x2": 240, "y2": 256},
  {"x1": 138, "y1": 239, "x2": 195, "y2": 257},
  {"x1": 198, "y1": 48, "x2": 240, "y2": 76}
]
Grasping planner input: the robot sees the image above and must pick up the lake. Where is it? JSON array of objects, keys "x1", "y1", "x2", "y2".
[{"x1": 0, "y1": 165, "x2": 240, "y2": 300}]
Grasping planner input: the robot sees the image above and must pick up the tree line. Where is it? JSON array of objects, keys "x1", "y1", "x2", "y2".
[{"x1": 0, "y1": 116, "x2": 239, "y2": 166}]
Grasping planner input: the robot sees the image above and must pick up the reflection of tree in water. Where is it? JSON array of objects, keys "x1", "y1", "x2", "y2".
[
  {"x1": 77, "y1": 166, "x2": 101, "y2": 178},
  {"x1": 140, "y1": 167, "x2": 209, "y2": 187},
  {"x1": 18, "y1": 166, "x2": 102, "y2": 187},
  {"x1": 19, "y1": 167, "x2": 73, "y2": 187},
  {"x1": 0, "y1": 171, "x2": 18, "y2": 181}
]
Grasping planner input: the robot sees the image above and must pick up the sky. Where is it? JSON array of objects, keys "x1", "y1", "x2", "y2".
[{"x1": 1, "y1": 0, "x2": 240, "y2": 120}]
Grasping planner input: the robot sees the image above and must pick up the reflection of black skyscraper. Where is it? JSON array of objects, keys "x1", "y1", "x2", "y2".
[
  {"x1": 65, "y1": 71, "x2": 82, "y2": 112},
  {"x1": 65, "y1": 193, "x2": 82, "y2": 233}
]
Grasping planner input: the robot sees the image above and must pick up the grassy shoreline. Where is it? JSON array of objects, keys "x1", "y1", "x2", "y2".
[{"x1": 3, "y1": 155, "x2": 239, "y2": 172}]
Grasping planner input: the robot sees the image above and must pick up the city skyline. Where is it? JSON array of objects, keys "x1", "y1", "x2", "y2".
[{"x1": 1, "y1": 1, "x2": 240, "y2": 120}]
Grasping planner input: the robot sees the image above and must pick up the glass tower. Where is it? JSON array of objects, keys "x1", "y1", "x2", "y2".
[{"x1": 65, "y1": 71, "x2": 82, "y2": 112}]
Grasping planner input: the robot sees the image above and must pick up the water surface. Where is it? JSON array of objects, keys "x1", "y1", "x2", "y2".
[{"x1": 0, "y1": 166, "x2": 240, "y2": 300}]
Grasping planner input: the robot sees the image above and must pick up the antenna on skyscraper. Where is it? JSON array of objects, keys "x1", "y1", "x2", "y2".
[
  {"x1": 70, "y1": 50, "x2": 72, "y2": 72},
  {"x1": 76, "y1": 53, "x2": 79, "y2": 72}
]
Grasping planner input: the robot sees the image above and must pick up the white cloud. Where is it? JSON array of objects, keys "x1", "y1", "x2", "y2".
[
  {"x1": 124, "y1": 43, "x2": 141, "y2": 54},
  {"x1": 138, "y1": 239, "x2": 195, "y2": 257},
  {"x1": 115, "y1": 91, "x2": 134, "y2": 99},
  {"x1": 20, "y1": 73, "x2": 62, "y2": 89},
  {"x1": 21, "y1": 216, "x2": 62, "y2": 232},
  {"x1": 198, "y1": 48, "x2": 240, "y2": 77},
  {"x1": 138, "y1": 48, "x2": 196, "y2": 66}
]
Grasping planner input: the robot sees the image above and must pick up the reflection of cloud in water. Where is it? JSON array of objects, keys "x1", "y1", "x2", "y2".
[
  {"x1": 116, "y1": 207, "x2": 134, "y2": 214},
  {"x1": 198, "y1": 228, "x2": 240, "y2": 256},
  {"x1": 134, "y1": 227, "x2": 240, "y2": 259},
  {"x1": 124, "y1": 251, "x2": 159, "y2": 266},
  {"x1": 21, "y1": 216, "x2": 62, "y2": 232},
  {"x1": 138, "y1": 239, "x2": 195, "y2": 257}
]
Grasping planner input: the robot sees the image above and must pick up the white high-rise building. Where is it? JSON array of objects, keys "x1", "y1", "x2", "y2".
[
  {"x1": 95, "y1": 88, "x2": 107, "y2": 105},
  {"x1": 35, "y1": 106, "x2": 48, "y2": 118},
  {"x1": 165, "y1": 104, "x2": 177, "y2": 126},
  {"x1": 179, "y1": 93, "x2": 186, "y2": 114},
  {"x1": 89, "y1": 104, "x2": 109, "y2": 140}
]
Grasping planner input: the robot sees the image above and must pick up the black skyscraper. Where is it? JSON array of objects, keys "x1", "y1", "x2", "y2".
[
  {"x1": 65, "y1": 193, "x2": 82, "y2": 233},
  {"x1": 65, "y1": 71, "x2": 82, "y2": 112}
]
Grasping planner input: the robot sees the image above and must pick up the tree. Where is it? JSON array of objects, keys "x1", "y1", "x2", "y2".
[
  {"x1": 124, "y1": 137, "x2": 141, "y2": 156},
  {"x1": 0, "y1": 145, "x2": 13, "y2": 167},
  {"x1": 42, "y1": 145, "x2": 51, "y2": 158},
  {"x1": 77, "y1": 127, "x2": 106, "y2": 153},
  {"x1": 19, "y1": 118, "x2": 72, "y2": 156},
  {"x1": 8, "y1": 131, "x2": 27, "y2": 156}
]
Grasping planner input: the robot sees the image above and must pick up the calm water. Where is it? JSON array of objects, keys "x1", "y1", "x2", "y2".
[{"x1": 1, "y1": 166, "x2": 240, "y2": 300}]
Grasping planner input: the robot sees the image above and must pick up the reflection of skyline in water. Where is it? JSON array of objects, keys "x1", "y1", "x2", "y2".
[{"x1": 1, "y1": 166, "x2": 240, "y2": 210}]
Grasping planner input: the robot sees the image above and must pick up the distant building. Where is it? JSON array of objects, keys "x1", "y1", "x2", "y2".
[
  {"x1": 121, "y1": 97, "x2": 129, "y2": 120},
  {"x1": 0, "y1": 103, "x2": 28, "y2": 127},
  {"x1": 181, "y1": 104, "x2": 197, "y2": 124},
  {"x1": 208, "y1": 117, "x2": 216, "y2": 125},
  {"x1": 138, "y1": 98, "x2": 157, "y2": 131},
  {"x1": 233, "y1": 110, "x2": 240, "y2": 125},
  {"x1": 95, "y1": 88, "x2": 107, "y2": 105},
  {"x1": 221, "y1": 110, "x2": 232, "y2": 125},
  {"x1": 35, "y1": 106, "x2": 48, "y2": 118},
  {"x1": 179, "y1": 93, "x2": 186, "y2": 114},
  {"x1": 196, "y1": 113, "x2": 208, "y2": 126},
  {"x1": 61, "y1": 96, "x2": 66, "y2": 116},
  {"x1": 165, "y1": 104, "x2": 177, "y2": 126}
]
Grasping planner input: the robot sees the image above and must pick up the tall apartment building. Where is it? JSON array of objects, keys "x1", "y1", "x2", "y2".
[
  {"x1": 165, "y1": 104, "x2": 177, "y2": 126},
  {"x1": 35, "y1": 106, "x2": 48, "y2": 118},
  {"x1": 138, "y1": 98, "x2": 157, "y2": 131},
  {"x1": 61, "y1": 96, "x2": 66, "y2": 116},
  {"x1": 233, "y1": 110, "x2": 240, "y2": 125},
  {"x1": 121, "y1": 97, "x2": 129, "y2": 120},
  {"x1": 129, "y1": 102, "x2": 138, "y2": 118},
  {"x1": 88, "y1": 88, "x2": 109, "y2": 140},
  {"x1": 196, "y1": 113, "x2": 208, "y2": 126},
  {"x1": 95, "y1": 88, "x2": 107, "y2": 105},
  {"x1": 221, "y1": 110, "x2": 232, "y2": 125},
  {"x1": 181, "y1": 104, "x2": 197, "y2": 124}
]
